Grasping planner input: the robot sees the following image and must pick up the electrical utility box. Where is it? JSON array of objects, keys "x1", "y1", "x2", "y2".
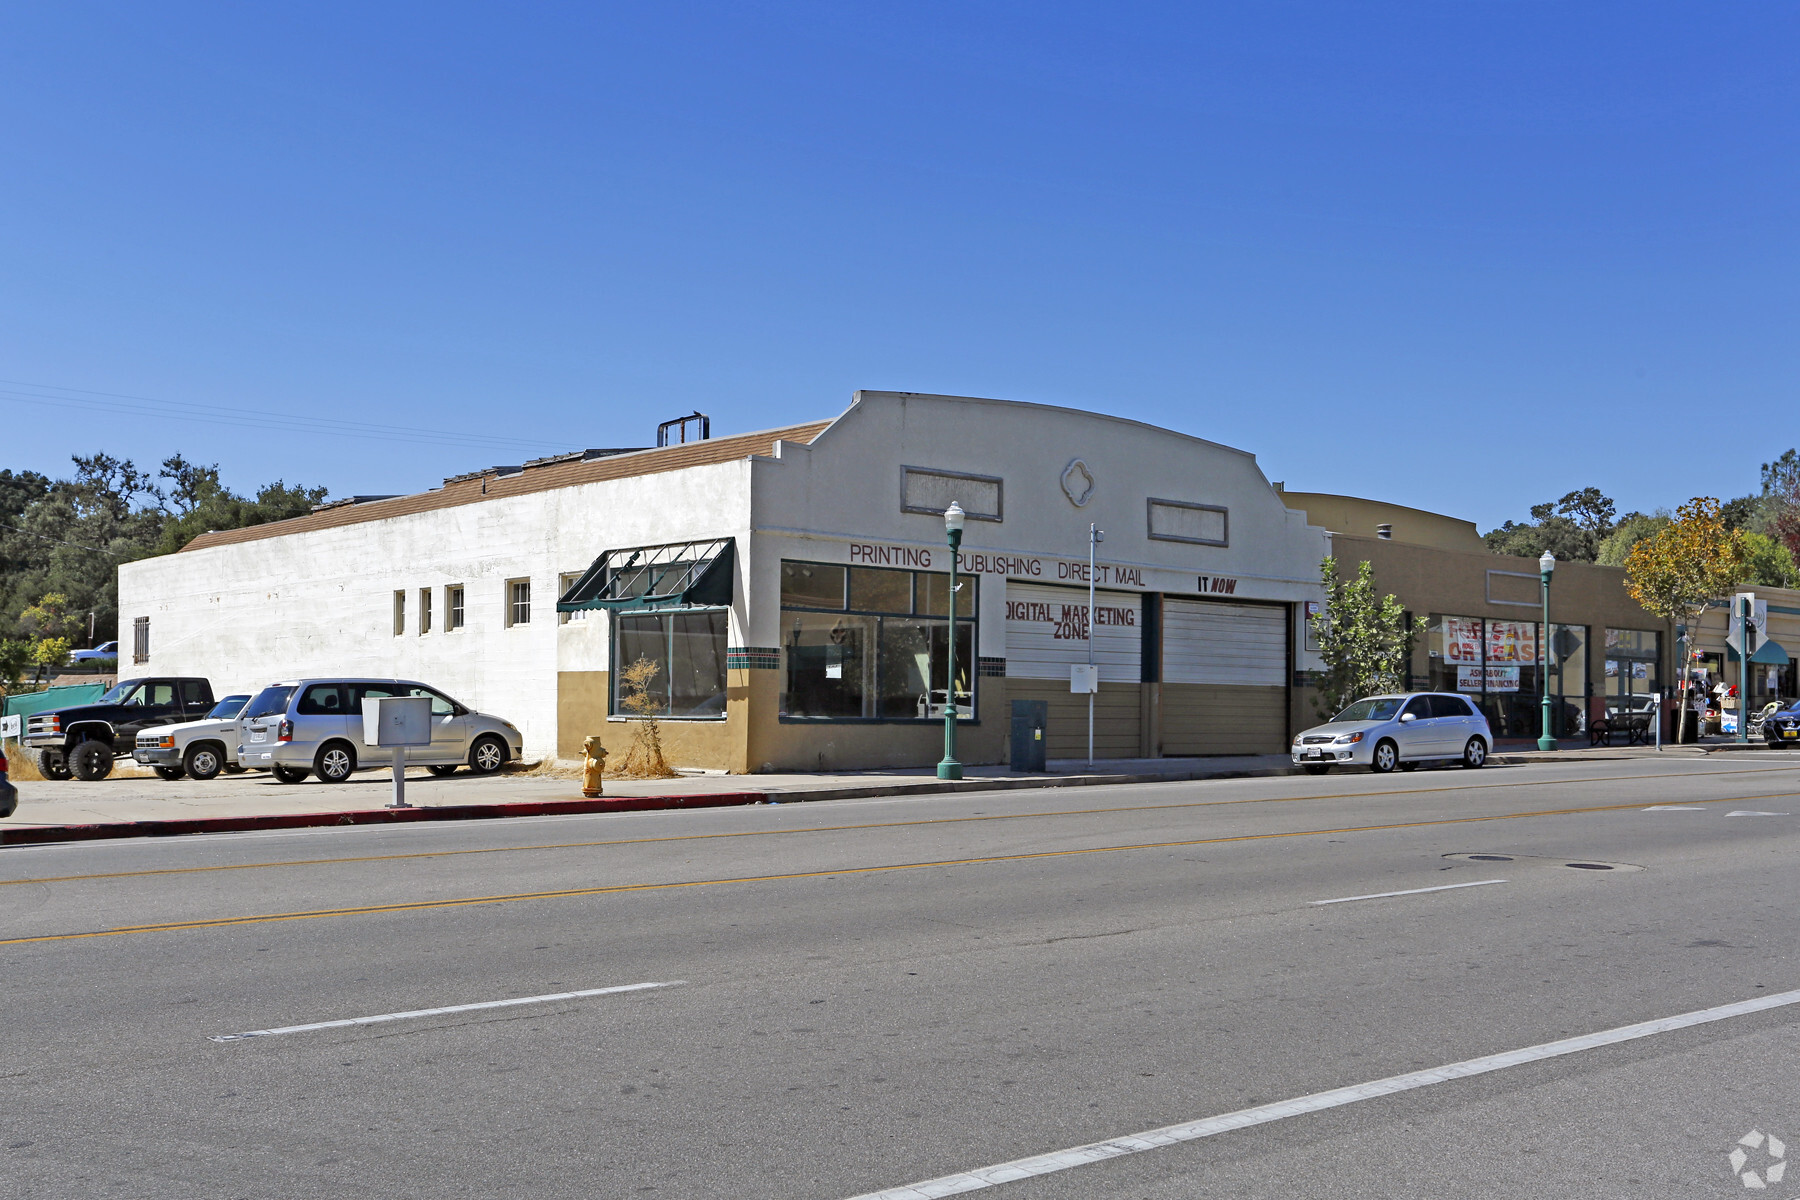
[{"x1": 362, "y1": 695, "x2": 433, "y2": 747}]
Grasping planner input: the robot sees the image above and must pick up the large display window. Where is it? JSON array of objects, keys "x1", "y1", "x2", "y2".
[
  {"x1": 1603, "y1": 629, "x2": 1661, "y2": 720},
  {"x1": 611, "y1": 610, "x2": 729, "y2": 718},
  {"x1": 780, "y1": 561, "x2": 975, "y2": 721},
  {"x1": 1427, "y1": 614, "x2": 1588, "y2": 738}
]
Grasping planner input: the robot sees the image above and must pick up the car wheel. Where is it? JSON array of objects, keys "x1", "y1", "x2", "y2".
[
  {"x1": 1370, "y1": 739, "x2": 1398, "y2": 773},
  {"x1": 0, "y1": 784, "x2": 14, "y2": 819},
  {"x1": 1302, "y1": 763, "x2": 1331, "y2": 776},
  {"x1": 36, "y1": 748, "x2": 71, "y2": 781},
  {"x1": 1462, "y1": 737, "x2": 1488, "y2": 769},
  {"x1": 272, "y1": 765, "x2": 310, "y2": 784},
  {"x1": 426, "y1": 764, "x2": 459, "y2": 777},
  {"x1": 184, "y1": 743, "x2": 225, "y2": 781},
  {"x1": 153, "y1": 765, "x2": 185, "y2": 781},
  {"x1": 69, "y1": 739, "x2": 115, "y2": 781},
  {"x1": 314, "y1": 742, "x2": 357, "y2": 783},
  {"x1": 469, "y1": 735, "x2": 507, "y2": 775}
]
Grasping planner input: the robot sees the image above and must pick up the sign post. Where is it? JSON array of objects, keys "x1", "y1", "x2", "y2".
[
  {"x1": 362, "y1": 695, "x2": 433, "y2": 809},
  {"x1": 1086, "y1": 523, "x2": 1104, "y2": 767}
]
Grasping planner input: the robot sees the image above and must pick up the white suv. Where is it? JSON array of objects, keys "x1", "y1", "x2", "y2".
[{"x1": 134, "y1": 695, "x2": 251, "y2": 781}]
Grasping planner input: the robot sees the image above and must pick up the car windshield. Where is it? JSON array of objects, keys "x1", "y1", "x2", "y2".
[
  {"x1": 1332, "y1": 697, "x2": 1405, "y2": 723},
  {"x1": 98, "y1": 680, "x2": 143, "y2": 703},
  {"x1": 242, "y1": 685, "x2": 296, "y2": 720},
  {"x1": 206, "y1": 696, "x2": 249, "y2": 720}
]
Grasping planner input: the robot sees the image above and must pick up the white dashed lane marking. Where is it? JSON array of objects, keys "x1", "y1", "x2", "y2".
[
  {"x1": 1309, "y1": 879, "x2": 1508, "y2": 906},
  {"x1": 207, "y1": 981, "x2": 683, "y2": 1042},
  {"x1": 843, "y1": 987, "x2": 1800, "y2": 1199}
]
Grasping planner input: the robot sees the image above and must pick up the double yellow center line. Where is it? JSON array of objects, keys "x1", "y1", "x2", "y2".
[{"x1": 3, "y1": 790, "x2": 1787, "y2": 947}]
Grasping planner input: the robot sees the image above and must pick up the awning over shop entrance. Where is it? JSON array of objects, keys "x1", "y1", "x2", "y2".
[
  {"x1": 556, "y1": 538, "x2": 734, "y2": 612},
  {"x1": 1728, "y1": 638, "x2": 1791, "y2": 666}
]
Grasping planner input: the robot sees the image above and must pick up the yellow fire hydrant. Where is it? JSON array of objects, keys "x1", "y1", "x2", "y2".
[{"x1": 582, "y1": 736, "x2": 607, "y2": 798}]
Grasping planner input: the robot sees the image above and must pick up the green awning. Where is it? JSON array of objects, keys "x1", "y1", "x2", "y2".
[
  {"x1": 556, "y1": 538, "x2": 734, "y2": 612},
  {"x1": 1728, "y1": 638, "x2": 1790, "y2": 666}
]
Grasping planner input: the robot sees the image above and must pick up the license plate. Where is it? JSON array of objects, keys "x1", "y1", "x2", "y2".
[
  {"x1": 1303, "y1": 748, "x2": 1322, "y2": 758},
  {"x1": 1784, "y1": 730, "x2": 1797, "y2": 739},
  {"x1": 250, "y1": 730, "x2": 266, "y2": 743}
]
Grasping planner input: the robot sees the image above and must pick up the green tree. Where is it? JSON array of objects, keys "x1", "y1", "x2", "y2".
[
  {"x1": 1743, "y1": 531, "x2": 1797, "y2": 588},
  {"x1": 0, "y1": 454, "x2": 327, "y2": 643},
  {"x1": 1624, "y1": 497, "x2": 1747, "y2": 742},
  {"x1": 1310, "y1": 557, "x2": 1413, "y2": 718},
  {"x1": 1765, "y1": 448, "x2": 1800, "y2": 565},
  {"x1": 1483, "y1": 487, "x2": 1618, "y2": 562},
  {"x1": 0, "y1": 639, "x2": 33, "y2": 693},
  {"x1": 1596, "y1": 511, "x2": 1671, "y2": 566}
]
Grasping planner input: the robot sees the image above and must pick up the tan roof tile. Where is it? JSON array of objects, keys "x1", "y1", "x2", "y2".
[{"x1": 181, "y1": 420, "x2": 833, "y2": 553}]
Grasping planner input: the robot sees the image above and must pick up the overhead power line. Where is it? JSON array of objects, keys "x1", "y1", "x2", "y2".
[{"x1": 0, "y1": 378, "x2": 576, "y2": 455}]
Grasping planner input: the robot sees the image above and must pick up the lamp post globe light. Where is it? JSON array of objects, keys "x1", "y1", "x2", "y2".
[
  {"x1": 1538, "y1": 550, "x2": 1557, "y2": 752},
  {"x1": 938, "y1": 501, "x2": 966, "y2": 780}
]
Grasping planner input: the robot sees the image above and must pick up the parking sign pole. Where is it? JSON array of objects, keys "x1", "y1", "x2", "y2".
[{"x1": 390, "y1": 744, "x2": 409, "y2": 808}]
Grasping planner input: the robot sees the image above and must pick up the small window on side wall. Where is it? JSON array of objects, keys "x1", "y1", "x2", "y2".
[
  {"x1": 447, "y1": 585, "x2": 465, "y2": 631},
  {"x1": 132, "y1": 616, "x2": 149, "y2": 664},
  {"x1": 506, "y1": 578, "x2": 531, "y2": 626},
  {"x1": 558, "y1": 573, "x2": 588, "y2": 624},
  {"x1": 392, "y1": 590, "x2": 406, "y2": 636},
  {"x1": 419, "y1": 587, "x2": 432, "y2": 635},
  {"x1": 1147, "y1": 498, "x2": 1228, "y2": 546}
]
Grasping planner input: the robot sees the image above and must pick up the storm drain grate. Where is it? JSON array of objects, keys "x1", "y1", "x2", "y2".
[
  {"x1": 1565, "y1": 863, "x2": 1615, "y2": 871},
  {"x1": 1468, "y1": 855, "x2": 1514, "y2": 862}
]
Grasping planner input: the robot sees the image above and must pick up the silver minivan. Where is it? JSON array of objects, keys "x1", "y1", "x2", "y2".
[{"x1": 237, "y1": 679, "x2": 524, "y2": 783}]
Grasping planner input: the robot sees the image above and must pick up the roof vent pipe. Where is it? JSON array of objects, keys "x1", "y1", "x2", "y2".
[
  {"x1": 657, "y1": 412, "x2": 711, "y2": 447},
  {"x1": 1376, "y1": 523, "x2": 1393, "y2": 540}
]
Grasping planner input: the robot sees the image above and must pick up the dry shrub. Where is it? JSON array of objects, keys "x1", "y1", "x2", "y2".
[
  {"x1": 6, "y1": 745, "x2": 43, "y2": 782},
  {"x1": 610, "y1": 657, "x2": 679, "y2": 779}
]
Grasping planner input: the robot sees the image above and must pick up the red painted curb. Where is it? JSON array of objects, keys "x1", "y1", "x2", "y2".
[{"x1": 0, "y1": 791, "x2": 772, "y2": 846}]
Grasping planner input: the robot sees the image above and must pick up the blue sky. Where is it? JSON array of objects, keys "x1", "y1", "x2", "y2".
[{"x1": 3, "y1": 3, "x2": 1794, "y2": 529}]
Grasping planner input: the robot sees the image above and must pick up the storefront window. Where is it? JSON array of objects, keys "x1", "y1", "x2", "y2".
[
  {"x1": 1428, "y1": 614, "x2": 1578, "y2": 738},
  {"x1": 612, "y1": 610, "x2": 729, "y2": 718},
  {"x1": 1548, "y1": 624, "x2": 1588, "y2": 737},
  {"x1": 781, "y1": 560, "x2": 976, "y2": 720},
  {"x1": 1603, "y1": 629, "x2": 1661, "y2": 720}
]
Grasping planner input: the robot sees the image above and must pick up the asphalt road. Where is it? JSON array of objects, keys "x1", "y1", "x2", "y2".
[{"x1": 5, "y1": 756, "x2": 1800, "y2": 1199}]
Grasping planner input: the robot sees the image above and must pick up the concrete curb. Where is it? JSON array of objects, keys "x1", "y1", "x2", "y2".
[{"x1": 0, "y1": 765, "x2": 1307, "y2": 847}]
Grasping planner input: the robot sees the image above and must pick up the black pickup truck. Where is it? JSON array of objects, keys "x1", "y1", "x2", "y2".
[{"x1": 24, "y1": 677, "x2": 215, "y2": 781}]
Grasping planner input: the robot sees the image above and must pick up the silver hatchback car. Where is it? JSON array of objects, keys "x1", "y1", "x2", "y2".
[
  {"x1": 237, "y1": 679, "x2": 524, "y2": 783},
  {"x1": 1291, "y1": 692, "x2": 1493, "y2": 775}
]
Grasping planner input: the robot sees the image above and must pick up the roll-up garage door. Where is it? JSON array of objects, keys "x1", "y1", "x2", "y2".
[
  {"x1": 1004, "y1": 583, "x2": 1141, "y2": 759},
  {"x1": 1161, "y1": 599, "x2": 1288, "y2": 755}
]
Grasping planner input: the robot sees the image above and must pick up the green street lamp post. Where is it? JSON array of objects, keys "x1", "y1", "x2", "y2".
[
  {"x1": 938, "y1": 501, "x2": 966, "y2": 780},
  {"x1": 1538, "y1": 550, "x2": 1557, "y2": 752}
]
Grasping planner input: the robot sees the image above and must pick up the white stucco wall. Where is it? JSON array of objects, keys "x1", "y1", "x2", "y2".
[
  {"x1": 116, "y1": 461, "x2": 755, "y2": 758},
  {"x1": 746, "y1": 392, "x2": 1329, "y2": 670},
  {"x1": 116, "y1": 392, "x2": 1330, "y2": 763}
]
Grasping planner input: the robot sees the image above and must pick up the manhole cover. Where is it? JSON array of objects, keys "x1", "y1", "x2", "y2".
[
  {"x1": 1565, "y1": 862, "x2": 1614, "y2": 870},
  {"x1": 1468, "y1": 854, "x2": 1514, "y2": 862}
]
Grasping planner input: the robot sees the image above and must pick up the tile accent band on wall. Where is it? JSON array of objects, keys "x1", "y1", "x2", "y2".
[{"x1": 726, "y1": 646, "x2": 782, "y2": 670}]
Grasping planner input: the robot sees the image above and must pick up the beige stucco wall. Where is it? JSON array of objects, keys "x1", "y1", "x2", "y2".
[{"x1": 1277, "y1": 492, "x2": 1487, "y2": 555}]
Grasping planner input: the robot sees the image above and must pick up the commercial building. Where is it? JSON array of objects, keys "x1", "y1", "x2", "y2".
[
  {"x1": 1278, "y1": 491, "x2": 1750, "y2": 740},
  {"x1": 118, "y1": 392, "x2": 1332, "y2": 771}
]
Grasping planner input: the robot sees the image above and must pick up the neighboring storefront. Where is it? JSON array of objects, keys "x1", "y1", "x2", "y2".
[
  {"x1": 1685, "y1": 587, "x2": 1799, "y2": 730},
  {"x1": 1277, "y1": 494, "x2": 1675, "y2": 741}
]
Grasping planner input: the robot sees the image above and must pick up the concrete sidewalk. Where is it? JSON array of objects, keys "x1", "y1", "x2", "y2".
[{"x1": 0, "y1": 753, "x2": 1302, "y2": 846}]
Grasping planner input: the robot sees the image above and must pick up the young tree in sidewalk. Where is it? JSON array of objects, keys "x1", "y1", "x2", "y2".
[
  {"x1": 1311, "y1": 557, "x2": 1413, "y2": 719},
  {"x1": 1623, "y1": 497, "x2": 1747, "y2": 743}
]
